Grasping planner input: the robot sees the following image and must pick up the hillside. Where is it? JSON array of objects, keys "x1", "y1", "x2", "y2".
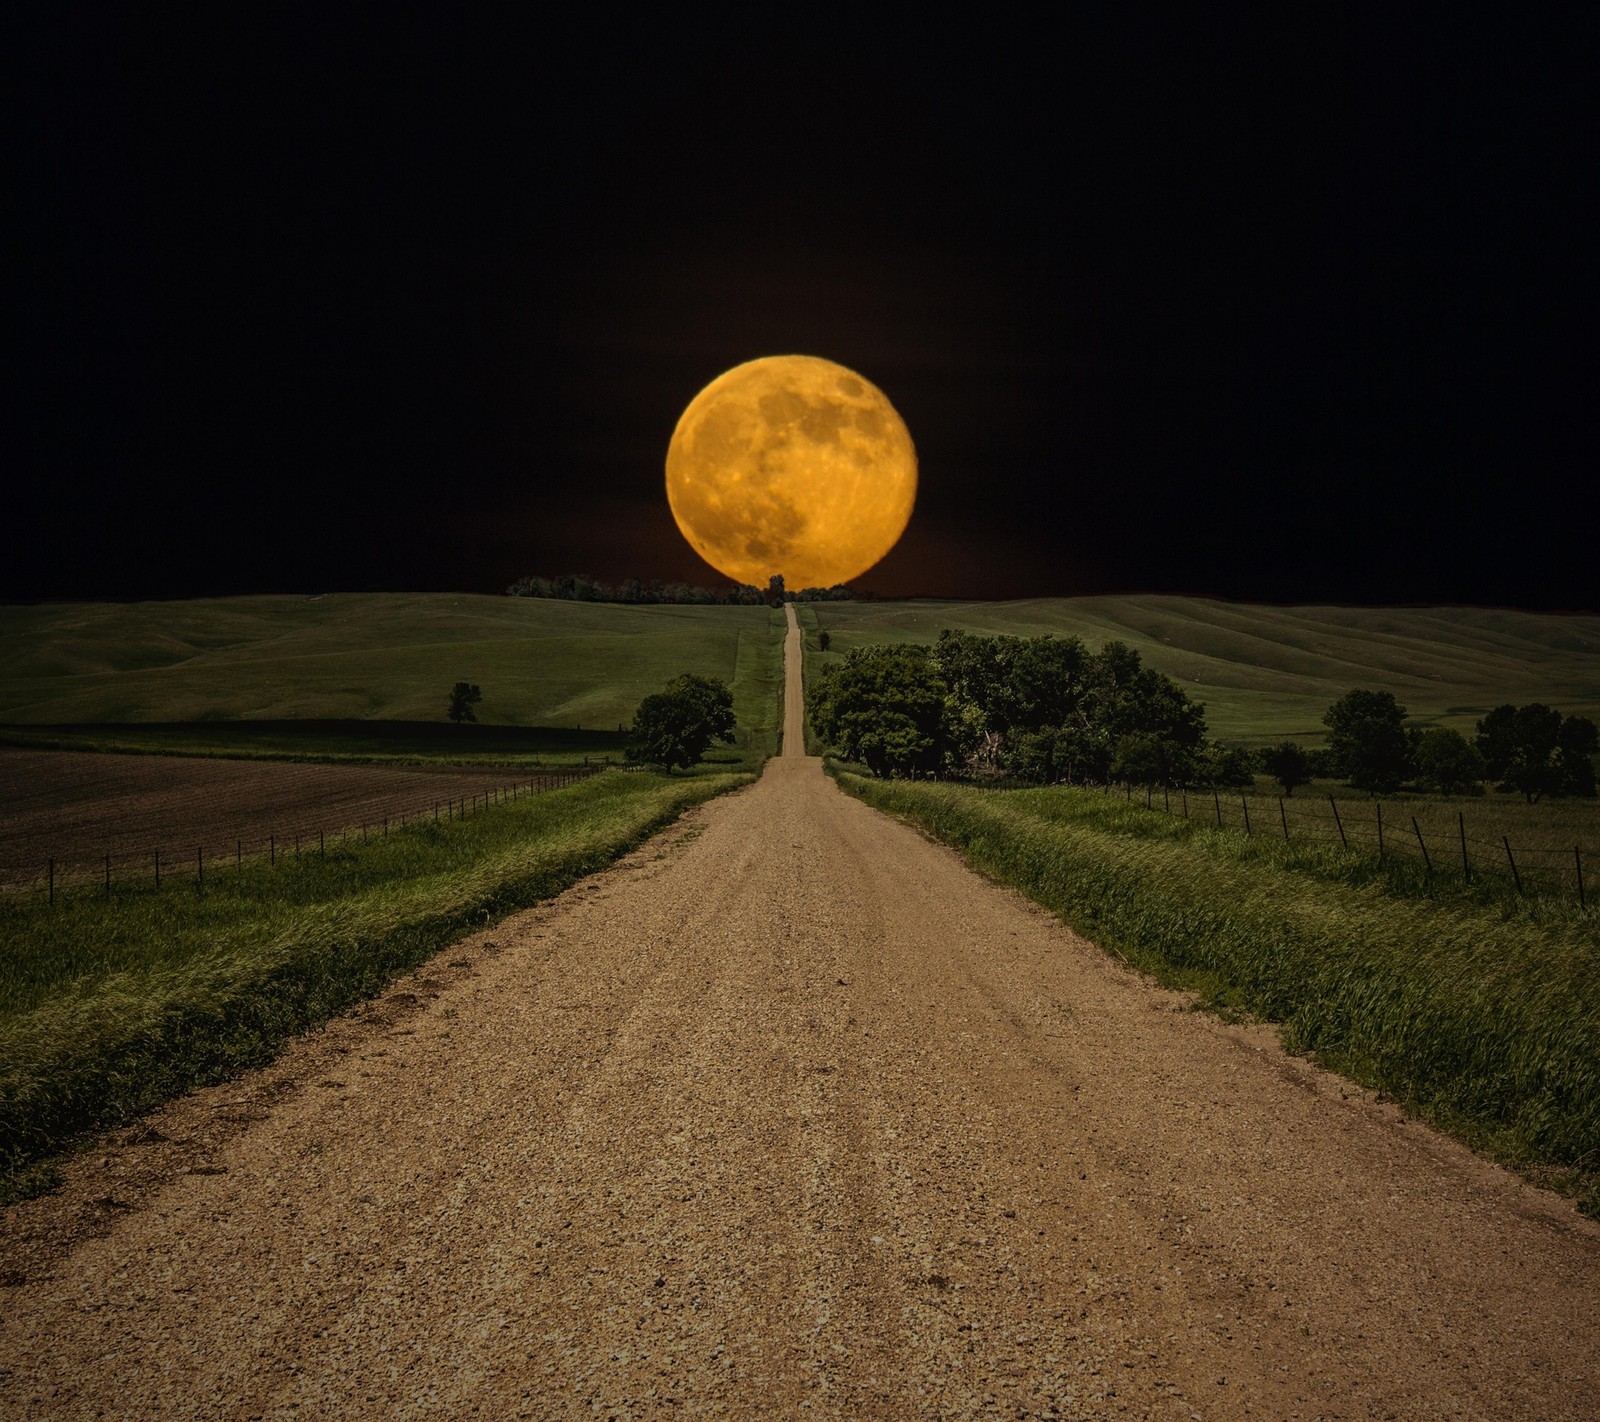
[
  {"x1": 3, "y1": 593, "x2": 1596, "y2": 754},
  {"x1": 801, "y1": 596, "x2": 1600, "y2": 744},
  {"x1": 0, "y1": 595, "x2": 786, "y2": 754}
]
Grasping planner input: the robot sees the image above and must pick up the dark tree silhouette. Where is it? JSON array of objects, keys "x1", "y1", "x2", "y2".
[
  {"x1": 447, "y1": 682, "x2": 482, "y2": 723},
  {"x1": 627, "y1": 674, "x2": 737, "y2": 771}
]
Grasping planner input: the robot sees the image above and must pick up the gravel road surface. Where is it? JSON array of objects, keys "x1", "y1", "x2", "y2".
[{"x1": 4, "y1": 607, "x2": 1598, "y2": 1419}]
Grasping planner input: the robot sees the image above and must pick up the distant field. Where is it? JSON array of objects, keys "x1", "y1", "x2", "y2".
[
  {"x1": 0, "y1": 748, "x2": 589, "y2": 891},
  {"x1": 799, "y1": 597, "x2": 1600, "y2": 745},
  {"x1": 0, "y1": 595, "x2": 787, "y2": 764}
]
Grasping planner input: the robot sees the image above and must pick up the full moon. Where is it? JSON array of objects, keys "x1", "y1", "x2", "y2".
[{"x1": 665, "y1": 355, "x2": 917, "y2": 589}]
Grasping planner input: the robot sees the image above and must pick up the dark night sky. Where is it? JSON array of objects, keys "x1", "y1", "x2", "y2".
[{"x1": 9, "y1": 8, "x2": 1598, "y2": 608}]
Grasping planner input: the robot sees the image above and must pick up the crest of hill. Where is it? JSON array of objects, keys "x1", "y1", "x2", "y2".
[
  {"x1": 0, "y1": 593, "x2": 1594, "y2": 751},
  {"x1": 802, "y1": 596, "x2": 1600, "y2": 745}
]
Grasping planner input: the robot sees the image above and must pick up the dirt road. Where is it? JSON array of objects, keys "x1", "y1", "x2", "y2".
[{"x1": 5, "y1": 609, "x2": 1599, "y2": 1419}]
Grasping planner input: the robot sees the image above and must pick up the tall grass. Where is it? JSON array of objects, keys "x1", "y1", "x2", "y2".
[
  {"x1": 840, "y1": 772, "x2": 1600, "y2": 1206},
  {"x1": 0, "y1": 769, "x2": 747, "y2": 1194}
]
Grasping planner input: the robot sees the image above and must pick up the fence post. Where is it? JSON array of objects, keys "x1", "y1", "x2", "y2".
[
  {"x1": 1279, "y1": 796, "x2": 1289, "y2": 841},
  {"x1": 48, "y1": 857, "x2": 54, "y2": 906},
  {"x1": 1329, "y1": 794, "x2": 1347, "y2": 849},
  {"x1": 236, "y1": 840, "x2": 242, "y2": 870},
  {"x1": 1577, "y1": 846, "x2": 1586, "y2": 910},
  {"x1": 1503, "y1": 836, "x2": 1523, "y2": 895},
  {"x1": 1412, "y1": 817, "x2": 1433, "y2": 877},
  {"x1": 1163, "y1": 785, "x2": 1170, "y2": 814},
  {"x1": 1213, "y1": 789, "x2": 1222, "y2": 826},
  {"x1": 1181, "y1": 789, "x2": 1188, "y2": 818},
  {"x1": 1376, "y1": 802, "x2": 1384, "y2": 861},
  {"x1": 1241, "y1": 795, "x2": 1252, "y2": 836},
  {"x1": 1146, "y1": 784, "x2": 1153, "y2": 809},
  {"x1": 1458, "y1": 813, "x2": 1468, "y2": 880}
]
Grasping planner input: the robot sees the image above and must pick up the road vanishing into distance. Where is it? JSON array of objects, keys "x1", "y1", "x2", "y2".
[{"x1": 6, "y1": 605, "x2": 1599, "y2": 1419}]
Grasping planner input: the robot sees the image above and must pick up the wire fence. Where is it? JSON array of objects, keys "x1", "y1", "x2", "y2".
[
  {"x1": 972, "y1": 776, "x2": 1592, "y2": 908},
  {"x1": 15, "y1": 764, "x2": 627, "y2": 906}
]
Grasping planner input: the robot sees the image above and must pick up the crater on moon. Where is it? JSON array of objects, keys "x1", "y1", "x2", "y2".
[{"x1": 665, "y1": 355, "x2": 918, "y2": 589}]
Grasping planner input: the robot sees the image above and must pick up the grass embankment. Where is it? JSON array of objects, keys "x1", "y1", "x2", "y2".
[
  {"x1": 801, "y1": 597, "x2": 1600, "y2": 744},
  {"x1": 839, "y1": 772, "x2": 1600, "y2": 1209},
  {"x1": 0, "y1": 769, "x2": 747, "y2": 1199}
]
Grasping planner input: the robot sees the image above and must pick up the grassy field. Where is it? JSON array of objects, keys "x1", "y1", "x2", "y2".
[
  {"x1": 797, "y1": 597, "x2": 1600, "y2": 745},
  {"x1": 1118, "y1": 775, "x2": 1600, "y2": 905},
  {"x1": 0, "y1": 595, "x2": 787, "y2": 765},
  {"x1": 841, "y1": 772, "x2": 1600, "y2": 1211},
  {"x1": 0, "y1": 768, "x2": 749, "y2": 1197}
]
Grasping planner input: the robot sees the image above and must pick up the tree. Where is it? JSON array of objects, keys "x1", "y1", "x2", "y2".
[
  {"x1": 1261, "y1": 741, "x2": 1313, "y2": 796},
  {"x1": 1556, "y1": 716, "x2": 1599, "y2": 797},
  {"x1": 1112, "y1": 732, "x2": 1196, "y2": 788},
  {"x1": 1413, "y1": 727, "x2": 1485, "y2": 796},
  {"x1": 767, "y1": 573, "x2": 786, "y2": 606},
  {"x1": 1199, "y1": 742, "x2": 1256, "y2": 789},
  {"x1": 447, "y1": 682, "x2": 482, "y2": 723},
  {"x1": 818, "y1": 631, "x2": 831, "y2": 653},
  {"x1": 1478, "y1": 704, "x2": 1597, "y2": 801},
  {"x1": 627, "y1": 674, "x2": 736, "y2": 771},
  {"x1": 933, "y1": 631, "x2": 1206, "y2": 785},
  {"x1": 1323, "y1": 689, "x2": 1410, "y2": 793},
  {"x1": 810, "y1": 644, "x2": 973, "y2": 778}
]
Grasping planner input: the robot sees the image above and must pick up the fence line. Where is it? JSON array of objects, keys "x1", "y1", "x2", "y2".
[
  {"x1": 965, "y1": 774, "x2": 1592, "y2": 908},
  {"x1": 17, "y1": 763, "x2": 623, "y2": 905}
]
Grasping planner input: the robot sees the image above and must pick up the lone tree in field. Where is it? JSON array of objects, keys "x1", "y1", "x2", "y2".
[
  {"x1": 447, "y1": 682, "x2": 482, "y2": 724},
  {"x1": 1262, "y1": 741, "x2": 1313, "y2": 796},
  {"x1": 1323, "y1": 689, "x2": 1410, "y2": 794},
  {"x1": 627, "y1": 673, "x2": 736, "y2": 771}
]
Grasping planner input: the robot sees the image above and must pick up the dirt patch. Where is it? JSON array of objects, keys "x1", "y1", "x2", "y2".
[{"x1": 0, "y1": 749, "x2": 574, "y2": 889}]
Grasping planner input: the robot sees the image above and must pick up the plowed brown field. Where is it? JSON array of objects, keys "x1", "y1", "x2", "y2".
[
  {"x1": 0, "y1": 749, "x2": 557, "y2": 889},
  {"x1": 3, "y1": 608, "x2": 1598, "y2": 1419}
]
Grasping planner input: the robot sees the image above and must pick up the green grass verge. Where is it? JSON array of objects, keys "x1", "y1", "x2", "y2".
[
  {"x1": 0, "y1": 768, "x2": 748, "y2": 1198},
  {"x1": 838, "y1": 771, "x2": 1600, "y2": 1211},
  {"x1": 807, "y1": 596, "x2": 1600, "y2": 745}
]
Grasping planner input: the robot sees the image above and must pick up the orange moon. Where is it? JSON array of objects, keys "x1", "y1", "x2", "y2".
[{"x1": 665, "y1": 355, "x2": 917, "y2": 589}]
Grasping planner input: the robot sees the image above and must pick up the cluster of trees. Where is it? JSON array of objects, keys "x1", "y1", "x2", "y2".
[
  {"x1": 1260, "y1": 691, "x2": 1598, "y2": 801},
  {"x1": 809, "y1": 631, "x2": 1242, "y2": 784},
  {"x1": 807, "y1": 630, "x2": 1600, "y2": 802},
  {"x1": 506, "y1": 572, "x2": 854, "y2": 606}
]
